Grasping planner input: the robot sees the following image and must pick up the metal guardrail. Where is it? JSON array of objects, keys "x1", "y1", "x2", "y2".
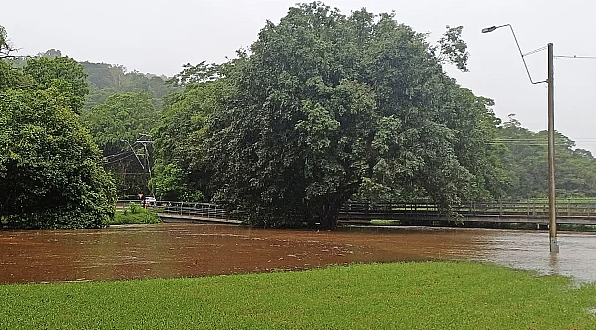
[
  {"x1": 117, "y1": 199, "x2": 596, "y2": 224},
  {"x1": 340, "y1": 201, "x2": 596, "y2": 218},
  {"x1": 117, "y1": 200, "x2": 233, "y2": 220}
]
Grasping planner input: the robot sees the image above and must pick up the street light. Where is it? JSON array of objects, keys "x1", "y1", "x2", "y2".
[{"x1": 482, "y1": 24, "x2": 559, "y2": 253}]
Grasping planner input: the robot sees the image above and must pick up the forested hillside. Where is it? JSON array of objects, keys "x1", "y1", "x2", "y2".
[
  {"x1": 82, "y1": 61, "x2": 174, "y2": 111},
  {"x1": 497, "y1": 115, "x2": 596, "y2": 199},
  {"x1": 10, "y1": 48, "x2": 175, "y2": 111}
]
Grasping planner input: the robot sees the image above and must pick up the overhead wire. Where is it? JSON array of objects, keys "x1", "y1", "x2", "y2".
[
  {"x1": 105, "y1": 149, "x2": 134, "y2": 159},
  {"x1": 555, "y1": 55, "x2": 596, "y2": 60},
  {"x1": 105, "y1": 152, "x2": 135, "y2": 165},
  {"x1": 523, "y1": 46, "x2": 548, "y2": 57},
  {"x1": 104, "y1": 141, "x2": 140, "y2": 158}
]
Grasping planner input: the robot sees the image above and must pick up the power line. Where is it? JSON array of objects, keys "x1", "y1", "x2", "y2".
[
  {"x1": 105, "y1": 149, "x2": 134, "y2": 159},
  {"x1": 554, "y1": 55, "x2": 596, "y2": 60},
  {"x1": 104, "y1": 141, "x2": 142, "y2": 159},
  {"x1": 491, "y1": 140, "x2": 596, "y2": 142},
  {"x1": 523, "y1": 46, "x2": 548, "y2": 57},
  {"x1": 105, "y1": 152, "x2": 135, "y2": 165},
  {"x1": 121, "y1": 139, "x2": 145, "y2": 170}
]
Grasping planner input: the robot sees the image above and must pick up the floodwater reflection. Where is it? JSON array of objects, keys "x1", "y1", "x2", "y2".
[
  {"x1": 1, "y1": 223, "x2": 595, "y2": 284},
  {"x1": 469, "y1": 230, "x2": 596, "y2": 283}
]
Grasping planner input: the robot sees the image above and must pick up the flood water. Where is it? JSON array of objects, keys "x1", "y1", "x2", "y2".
[{"x1": 1, "y1": 223, "x2": 595, "y2": 284}]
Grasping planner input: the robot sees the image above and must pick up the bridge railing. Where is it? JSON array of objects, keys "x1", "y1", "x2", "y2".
[
  {"x1": 116, "y1": 200, "x2": 232, "y2": 220},
  {"x1": 340, "y1": 201, "x2": 596, "y2": 218},
  {"x1": 116, "y1": 199, "x2": 596, "y2": 222}
]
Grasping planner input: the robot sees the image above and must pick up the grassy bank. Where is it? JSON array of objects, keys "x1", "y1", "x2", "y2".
[
  {"x1": 106, "y1": 203, "x2": 161, "y2": 225},
  {"x1": 1, "y1": 262, "x2": 595, "y2": 329}
]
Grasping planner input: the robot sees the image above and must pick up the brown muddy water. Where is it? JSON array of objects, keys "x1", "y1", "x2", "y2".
[{"x1": 1, "y1": 223, "x2": 595, "y2": 284}]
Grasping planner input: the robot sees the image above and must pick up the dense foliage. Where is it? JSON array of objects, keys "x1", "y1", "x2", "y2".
[
  {"x1": 153, "y1": 3, "x2": 505, "y2": 228},
  {"x1": 497, "y1": 115, "x2": 596, "y2": 199},
  {"x1": 82, "y1": 92, "x2": 158, "y2": 196},
  {"x1": 149, "y1": 67, "x2": 225, "y2": 201},
  {"x1": 107, "y1": 203, "x2": 161, "y2": 225},
  {"x1": 76, "y1": 55, "x2": 173, "y2": 197},
  {"x1": 152, "y1": 3, "x2": 596, "y2": 228},
  {"x1": 11, "y1": 52, "x2": 172, "y2": 199},
  {"x1": 0, "y1": 31, "x2": 116, "y2": 229}
]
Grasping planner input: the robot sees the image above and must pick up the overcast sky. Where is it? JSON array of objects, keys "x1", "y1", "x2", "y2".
[{"x1": 2, "y1": 0, "x2": 596, "y2": 151}]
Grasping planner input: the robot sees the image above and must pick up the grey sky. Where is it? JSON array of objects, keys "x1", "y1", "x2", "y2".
[{"x1": 2, "y1": 0, "x2": 596, "y2": 151}]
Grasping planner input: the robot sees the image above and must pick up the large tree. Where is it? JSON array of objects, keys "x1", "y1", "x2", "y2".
[
  {"x1": 0, "y1": 28, "x2": 116, "y2": 228},
  {"x1": 150, "y1": 62, "x2": 227, "y2": 201},
  {"x1": 154, "y1": 3, "x2": 504, "y2": 228}
]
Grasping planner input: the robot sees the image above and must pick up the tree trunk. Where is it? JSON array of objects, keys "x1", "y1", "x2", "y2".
[{"x1": 320, "y1": 197, "x2": 341, "y2": 230}]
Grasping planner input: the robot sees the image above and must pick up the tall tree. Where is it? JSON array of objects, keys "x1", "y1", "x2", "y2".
[
  {"x1": 150, "y1": 61, "x2": 227, "y2": 201},
  {"x1": 187, "y1": 3, "x2": 503, "y2": 228},
  {"x1": 0, "y1": 26, "x2": 17, "y2": 59},
  {"x1": 22, "y1": 57, "x2": 89, "y2": 114},
  {"x1": 0, "y1": 29, "x2": 116, "y2": 228}
]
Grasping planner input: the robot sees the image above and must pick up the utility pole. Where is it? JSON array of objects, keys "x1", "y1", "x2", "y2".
[
  {"x1": 121, "y1": 139, "x2": 145, "y2": 170},
  {"x1": 547, "y1": 43, "x2": 559, "y2": 253},
  {"x1": 482, "y1": 24, "x2": 558, "y2": 252},
  {"x1": 136, "y1": 139, "x2": 153, "y2": 178}
]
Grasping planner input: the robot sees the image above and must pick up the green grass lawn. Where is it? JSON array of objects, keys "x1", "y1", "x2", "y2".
[
  {"x1": 0, "y1": 262, "x2": 595, "y2": 330},
  {"x1": 106, "y1": 203, "x2": 161, "y2": 225},
  {"x1": 370, "y1": 219, "x2": 400, "y2": 225}
]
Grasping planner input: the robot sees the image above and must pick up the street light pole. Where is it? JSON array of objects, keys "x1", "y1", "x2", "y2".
[
  {"x1": 482, "y1": 25, "x2": 558, "y2": 253},
  {"x1": 547, "y1": 43, "x2": 559, "y2": 253}
]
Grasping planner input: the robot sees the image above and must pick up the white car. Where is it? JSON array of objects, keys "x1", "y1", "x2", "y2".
[{"x1": 144, "y1": 197, "x2": 157, "y2": 207}]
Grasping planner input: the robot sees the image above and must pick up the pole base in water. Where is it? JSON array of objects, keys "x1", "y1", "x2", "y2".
[{"x1": 550, "y1": 237, "x2": 559, "y2": 253}]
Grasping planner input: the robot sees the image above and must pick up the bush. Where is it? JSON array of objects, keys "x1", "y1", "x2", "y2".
[
  {"x1": 106, "y1": 204, "x2": 161, "y2": 225},
  {"x1": 0, "y1": 57, "x2": 116, "y2": 229}
]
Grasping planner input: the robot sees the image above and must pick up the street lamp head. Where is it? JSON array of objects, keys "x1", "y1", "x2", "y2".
[{"x1": 482, "y1": 26, "x2": 497, "y2": 33}]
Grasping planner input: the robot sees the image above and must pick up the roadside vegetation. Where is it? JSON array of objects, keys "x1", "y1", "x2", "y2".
[
  {"x1": 106, "y1": 203, "x2": 160, "y2": 225},
  {"x1": 0, "y1": 262, "x2": 595, "y2": 330}
]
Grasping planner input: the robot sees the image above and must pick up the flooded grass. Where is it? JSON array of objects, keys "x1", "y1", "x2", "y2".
[{"x1": 1, "y1": 262, "x2": 595, "y2": 330}]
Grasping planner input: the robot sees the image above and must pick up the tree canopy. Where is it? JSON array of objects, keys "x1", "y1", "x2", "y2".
[
  {"x1": 496, "y1": 115, "x2": 596, "y2": 199},
  {"x1": 0, "y1": 27, "x2": 116, "y2": 229},
  {"x1": 82, "y1": 92, "x2": 159, "y2": 197},
  {"x1": 153, "y1": 3, "x2": 505, "y2": 228},
  {"x1": 4, "y1": 4, "x2": 596, "y2": 231}
]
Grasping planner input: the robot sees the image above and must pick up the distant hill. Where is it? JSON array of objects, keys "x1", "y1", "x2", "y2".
[
  {"x1": 19, "y1": 49, "x2": 176, "y2": 111},
  {"x1": 81, "y1": 60, "x2": 176, "y2": 111}
]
